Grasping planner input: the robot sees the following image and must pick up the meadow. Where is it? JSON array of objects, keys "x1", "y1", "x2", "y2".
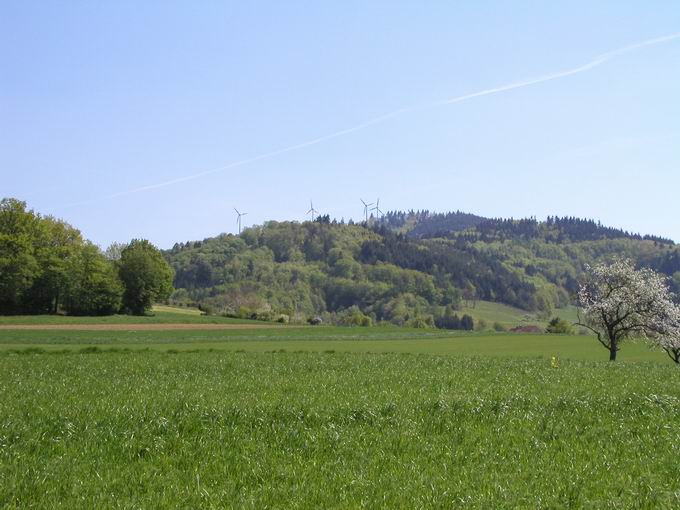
[{"x1": 1, "y1": 311, "x2": 679, "y2": 508}]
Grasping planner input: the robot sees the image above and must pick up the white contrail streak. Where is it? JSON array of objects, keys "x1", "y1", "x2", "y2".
[{"x1": 65, "y1": 32, "x2": 680, "y2": 206}]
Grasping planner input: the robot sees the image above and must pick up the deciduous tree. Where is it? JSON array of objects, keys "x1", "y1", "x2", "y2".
[
  {"x1": 577, "y1": 258, "x2": 676, "y2": 361},
  {"x1": 118, "y1": 239, "x2": 174, "y2": 315}
]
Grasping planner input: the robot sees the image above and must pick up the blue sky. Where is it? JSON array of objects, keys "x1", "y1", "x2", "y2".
[{"x1": 2, "y1": 1, "x2": 679, "y2": 248}]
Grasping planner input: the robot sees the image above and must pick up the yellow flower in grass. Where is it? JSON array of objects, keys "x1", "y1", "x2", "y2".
[{"x1": 551, "y1": 355, "x2": 559, "y2": 369}]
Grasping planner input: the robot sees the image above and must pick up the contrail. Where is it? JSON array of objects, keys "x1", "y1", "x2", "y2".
[{"x1": 64, "y1": 32, "x2": 680, "y2": 207}]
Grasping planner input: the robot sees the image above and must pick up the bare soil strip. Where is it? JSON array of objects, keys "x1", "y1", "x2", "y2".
[{"x1": 0, "y1": 324, "x2": 283, "y2": 331}]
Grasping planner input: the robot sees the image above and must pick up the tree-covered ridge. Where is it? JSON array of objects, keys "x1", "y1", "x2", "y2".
[
  {"x1": 165, "y1": 214, "x2": 680, "y2": 326},
  {"x1": 420, "y1": 215, "x2": 675, "y2": 245},
  {"x1": 379, "y1": 210, "x2": 487, "y2": 238},
  {"x1": 376, "y1": 210, "x2": 674, "y2": 245}
]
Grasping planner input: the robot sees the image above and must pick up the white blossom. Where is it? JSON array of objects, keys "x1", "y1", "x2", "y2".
[
  {"x1": 655, "y1": 304, "x2": 680, "y2": 364},
  {"x1": 577, "y1": 258, "x2": 677, "y2": 361}
]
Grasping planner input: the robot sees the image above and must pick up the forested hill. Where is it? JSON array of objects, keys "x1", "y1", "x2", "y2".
[
  {"x1": 165, "y1": 214, "x2": 680, "y2": 326},
  {"x1": 381, "y1": 210, "x2": 675, "y2": 245}
]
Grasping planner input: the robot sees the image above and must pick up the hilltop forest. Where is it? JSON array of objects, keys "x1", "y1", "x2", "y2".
[
  {"x1": 4, "y1": 198, "x2": 679, "y2": 326},
  {"x1": 166, "y1": 211, "x2": 680, "y2": 326}
]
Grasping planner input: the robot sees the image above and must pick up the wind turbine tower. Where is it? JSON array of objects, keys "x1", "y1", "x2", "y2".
[
  {"x1": 234, "y1": 208, "x2": 247, "y2": 235},
  {"x1": 306, "y1": 200, "x2": 318, "y2": 221},
  {"x1": 360, "y1": 198, "x2": 374, "y2": 223},
  {"x1": 372, "y1": 198, "x2": 384, "y2": 222}
]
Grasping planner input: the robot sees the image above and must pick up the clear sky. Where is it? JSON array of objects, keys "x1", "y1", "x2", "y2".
[{"x1": 2, "y1": 1, "x2": 679, "y2": 248}]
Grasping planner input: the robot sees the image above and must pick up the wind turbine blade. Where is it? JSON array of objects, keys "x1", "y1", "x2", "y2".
[{"x1": 234, "y1": 208, "x2": 240, "y2": 215}]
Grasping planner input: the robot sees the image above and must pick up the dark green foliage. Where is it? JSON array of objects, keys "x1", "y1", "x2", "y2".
[
  {"x1": 381, "y1": 209, "x2": 486, "y2": 237},
  {"x1": 118, "y1": 240, "x2": 174, "y2": 315},
  {"x1": 433, "y1": 307, "x2": 474, "y2": 330},
  {"x1": 460, "y1": 314, "x2": 474, "y2": 331}
]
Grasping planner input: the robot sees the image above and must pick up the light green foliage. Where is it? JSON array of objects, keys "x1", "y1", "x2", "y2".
[
  {"x1": 118, "y1": 240, "x2": 174, "y2": 315},
  {"x1": 63, "y1": 243, "x2": 123, "y2": 315},
  {"x1": 336, "y1": 305, "x2": 372, "y2": 327},
  {"x1": 546, "y1": 316, "x2": 575, "y2": 335},
  {"x1": 1, "y1": 350, "x2": 679, "y2": 508},
  {"x1": 0, "y1": 199, "x2": 40, "y2": 312},
  {"x1": 0, "y1": 198, "x2": 122, "y2": 315},
  {"x1": 167, "y1": 218, "x2": 680, "y2": 329}
]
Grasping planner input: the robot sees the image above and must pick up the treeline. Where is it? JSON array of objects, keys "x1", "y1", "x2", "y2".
[
  {"x1": 377, "y1": 210, "x2": 486, "y2": 238},
  {"x1": 0, "y1": 198, "x2": 174, "y2": 316},
  {"x1": 438, "y1": 216, "x2": 675, "y2": 245}
]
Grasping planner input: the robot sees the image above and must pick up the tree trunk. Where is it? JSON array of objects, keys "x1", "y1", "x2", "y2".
[{"x1": 609, "y1": 338, "x2": 617, "y2": 361}]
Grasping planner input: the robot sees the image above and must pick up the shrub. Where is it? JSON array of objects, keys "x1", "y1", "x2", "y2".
[
  {"x1": 460, "y1": 314, "x2": 474, "y2": 331},
  {"x1": 275, "y1": 314, "x2": 290, "y2": 324},
  {"x1": 198, "y1": 304, "x2": 214, "y2": 316},
  {"x1": 546, "y1": 317, "x2": 574, "y2": 334},
  {"x1": 338, "y1": 306, "x2": 372, "y2": 327},
  {"x1": 407, "y1": 316, "x2": 434, "y2": 329}
]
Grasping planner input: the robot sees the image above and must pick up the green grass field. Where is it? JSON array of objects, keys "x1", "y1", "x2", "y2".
[
  {"x1": 1, "y1": 310, "x2": 679, "y2": 508},
  {"x1": 0, "y1": 327, "x2": 668, "y2": 362},
  {"x1": 0, "y1": 305, "x2": 258, "y2": 325},
  {"x1": 2, "y1": 349, "x2": 680, "y2": 508}
]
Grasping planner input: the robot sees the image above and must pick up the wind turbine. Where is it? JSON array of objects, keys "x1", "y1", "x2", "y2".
[
  {"x1": 306, "y1": 200, "x2": 318, "y2": 221},
  {"x1": 372, "y1": 198, "x2": 384, "y2": 222},
  {"x1": 234, "y1": 208, "x2": 247, "y2": 235},
  {"x1": 360, "y1": 198, "x2": 374, "y2": 223}
]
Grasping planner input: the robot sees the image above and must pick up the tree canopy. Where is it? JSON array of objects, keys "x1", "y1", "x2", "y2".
[{"x1": 119, "y1": 239, "x2": 174, "y2": 315}]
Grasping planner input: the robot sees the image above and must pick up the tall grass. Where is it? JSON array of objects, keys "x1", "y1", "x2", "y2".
[{"x1": 1, "y1": 350, "x2": 679, "y2": 508}]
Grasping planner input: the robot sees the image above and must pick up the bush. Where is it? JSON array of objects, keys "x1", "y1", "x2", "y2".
[
  {"x1": 460, "y1": 314, "x2": 474, "y2": 331},
  {"x1": 407, "y1": 316, "x2": 434, "y2": 329},
  {"x1": 275, "y1": 314, "x2": 290, "y2": 324},
  {"x1": 338, "y1": 306, "x2": 372, "y2": 327},
  {"x1": 435, "y1": 314, "x2": 460, "y2": 330},
  {"x1": 546, "y1": 317, "x2": 574, "y2": 335},
  {"x1": 493, "y1": 322, "x2": 506, "y2": 332},
  {"x1": 198, "y1": 304, "x2": 214, "y2": 316}
]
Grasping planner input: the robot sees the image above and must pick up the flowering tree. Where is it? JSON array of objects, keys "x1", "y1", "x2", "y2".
[
  {"x1": 577, "y1": 258, "x2": 676, "y2": 361},
  {"x1": 656, "y1": 307, "x2": 680, "y2": 364}
]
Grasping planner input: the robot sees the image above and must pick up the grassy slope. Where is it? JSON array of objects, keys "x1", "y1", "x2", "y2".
[
  {"x1": 459, "y1": 300, "x2": 579, "y2": 328},
  {"x1": 1, "y1": 350, "x2": 679, "y2": 508}
]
